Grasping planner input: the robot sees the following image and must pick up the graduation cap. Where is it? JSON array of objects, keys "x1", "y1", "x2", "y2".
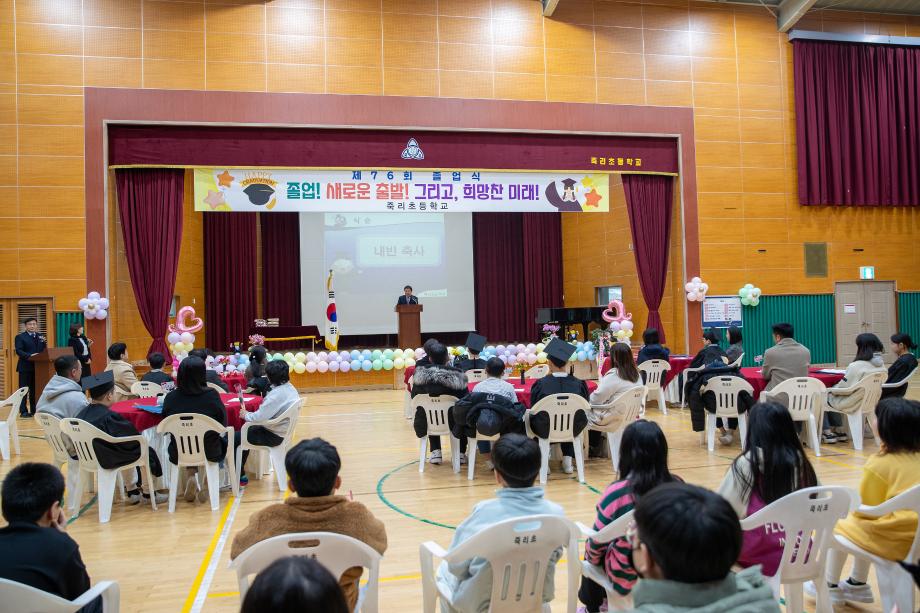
[
  {"x1": 81, "y1": 371, "x2": 115, "y2": 398},
  {"x1": 545, "y1": 337, "x2": 577, "y2": 363},
  {"x1": 561, "y1": 178, "x2": 577, "y2": 189},
  {"x1": 465, "y1": 332, "x2": 486, "y2": 354}
]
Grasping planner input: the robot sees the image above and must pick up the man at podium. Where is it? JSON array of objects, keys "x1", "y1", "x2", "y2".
[
  {"x1": 15, "y1": 316, "x2": 47, "y2": 417},
  {"x1": 397, "y1": 285, "x2": 419, "y2": 305}
]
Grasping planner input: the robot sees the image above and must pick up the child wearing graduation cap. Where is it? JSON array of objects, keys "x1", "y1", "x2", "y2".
[
  {"x1": 454, "y1": 333, "x2": 489, "y2": 373},
  {"x1": 75, "y1": 371, "x2": 166, "y2": 504},
  {"x1": 528, "y1": 338, "x2": 590, "y2": 475}
]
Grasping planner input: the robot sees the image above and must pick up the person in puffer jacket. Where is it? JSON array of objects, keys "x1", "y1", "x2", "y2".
[
  {"x1": 685, "y1": 361, "x2": 753, "y2": 433},
  {"x1": 450, "y1": 390, "x2": 526, "y2": 443},
  {"x1": 36, "y1": 355, "x2": 88, "y2": 420},
  {"x1": 411, "y1": 340, "x2": 469, "y2": 466},
  {"x1": 823, "y1": 333, "x2": 887, "y2": 444}
]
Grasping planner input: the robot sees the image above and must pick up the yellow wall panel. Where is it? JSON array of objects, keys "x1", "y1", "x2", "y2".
[
  {"x1": 266, "y1": 7, "x2": 325, "y2": 37},
  {"x1": 15, "y1": 0, "x2": 82, "y2": 26},
  {"x1": 143, "y1": 1, "x2": 204, "y2": 31},
  {"x1": 383, "y1": 68, "x2": 439, "y2": 97},
  {"x1": 266, "y1": 63, "x2": 325, "y2": 94},
  {"x1": 205, "y1": 62, "x2": 266, "y2": 92},
  {"x1": 17, "y1": 93, "x2": 83, "y2": 125},
  {"x1": 84, "y1": 0, "x2": 142, "y2": 29},
  {"x1": 15, "y1": 23, "x2": 82, "y2": 56},
  {"x1": 18, "y1": 125, "x2": 83, "y2": 156},
  {"x1": 143, "y1": 59, "x2": 205, "y2": 90},
  {"x1": 326, "y1": 65, "x2": 382, "y2": 95},
  {"x1": 0, "y1": 154, "x2": 15, "y2": 185},
  {"x1": 17, "y1": 54, "x2": 83, "y2": 86},
  {"x1": 85, "y1": 57, "x2": 142, "y2": 88},
  {"x1": 18, "y1": 155, "x2": 83, "y2": 187},
  {"x1": 494, "y1": 72, "x2": 546, "y2": 101},
  {"x1": 20, "y1": 186, "x2": 84, "y2": 218}
]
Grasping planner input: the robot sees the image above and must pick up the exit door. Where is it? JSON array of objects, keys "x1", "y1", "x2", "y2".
[
  {"x1": 834, "y1": 281, "x2": 896, "y2": 366},
  {"x1": 0, "y1": 300, "x2": 53, "y2": 398}
]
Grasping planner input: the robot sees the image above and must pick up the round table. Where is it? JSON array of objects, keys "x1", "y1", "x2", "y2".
[
  {"x1": 466, "y1": 378, "x2": 598, "y2": 409},
  {"x1": 220, "y1": 372, "x2": 248, "y2": 390},
  {"x1": 110, "y1": 393, "x2": 262, "y2": 432},
  {"x1": 740, "y1": 367, "x2": 845, "y2": 400}
]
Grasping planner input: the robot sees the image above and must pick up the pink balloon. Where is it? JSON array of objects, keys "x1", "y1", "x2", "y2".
[{"x1": 169, "y1": 305, "x2": 204, "y2": 334}]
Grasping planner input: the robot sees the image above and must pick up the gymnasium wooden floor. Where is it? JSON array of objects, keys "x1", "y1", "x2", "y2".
[{"x1": 6, "y1": 383, "x2": 917, "y2": 612}]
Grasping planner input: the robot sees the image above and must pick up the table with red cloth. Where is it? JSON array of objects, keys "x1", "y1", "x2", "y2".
[
  {"x1": 601, "y1": 354, "x2": 693, "y2": 387},
  {"x1": 111, "y1": 393, "x2": 263, "y2": 433},
  {"x1": 220, "y1": 372, "x2": 248, "y2": 391},
  {"x1": 741, "y1": 367, "x2": 845, "y2": 400},
  {"x1": 466, "y1": 378, "x2": 599, "y2": 409}
]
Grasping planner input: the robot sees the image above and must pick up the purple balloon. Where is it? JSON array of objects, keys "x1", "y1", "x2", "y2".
[{"x1": 339, "y1": 360, "x2": 351, "y2": 373}]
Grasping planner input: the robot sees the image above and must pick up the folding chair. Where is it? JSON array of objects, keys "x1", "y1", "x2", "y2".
[
  {"x1": 524, "y1": 364, "x2": 550, "y2": 379},
  {"x1": 525, "y1": 393, "x2": 591, "y2": 484}
]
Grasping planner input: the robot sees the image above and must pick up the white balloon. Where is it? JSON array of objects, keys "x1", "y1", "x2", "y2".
[
  {"x1": 687, "y1": 292, "x2": 697, "y2": 302},
  {"x1": 295, "y1": 352, "x2": 307, "y2": 363},
  {"x1": 609, "y1": 321, "x2": 621, "y2": 332},
  {"x1": 167, "y1": 332, "x2": 181, "y2": 344},
  {"x1": 304, "y1": 362, "x2": 316, "y2": 373},
  {"x1": 78, "y1": 298, "x2": 89, "y2": 309},
  {"x1": 621, "y1": 320, "x2": 634, "y2": 331},
  {"x1": 685, "y1": 282, "x2": 696, "y2": 293},
  {"x1": 699, "y1": 283, "x2": 709, "y2": 293},
  {"x1": 691, "y1": 276, "x2": 701, "y2": 284},
  {"x1": 98, "y1": 297, "x2": 110, "y2": 309},
  {"x1": 88, "y1": 291, "x2": 101, "y2": 300}
]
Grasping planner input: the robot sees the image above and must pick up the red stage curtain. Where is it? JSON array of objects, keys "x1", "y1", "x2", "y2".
[
  {"x1": 623, "y1": 174, "x2": 673, "y2": 343},
  {"x1": 204, "y1": 213, "x2": 257, "y2": 351},
  {"x1": 794, "y1": 39, "x2": 920, "y2": 206},
  {"x1": 260, "y1": 213, "x2": 302, "y2": 325},
  {"x1": 115, "y1": 168, "x2": 185, "y2": 357},
  {"x1": 522, "y1": 213, "x2": 563, "y2": 340}
]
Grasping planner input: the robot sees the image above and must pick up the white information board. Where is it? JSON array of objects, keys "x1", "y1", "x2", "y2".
[{"x1": 702, "y1": 296, "x2": 743, "y2": 328}]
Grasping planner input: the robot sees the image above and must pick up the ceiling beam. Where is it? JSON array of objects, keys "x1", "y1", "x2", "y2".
[
  {"x1": 542, "y1": 0, "x2": 561, "y2": 17},
  {"x1": 777, "y1": 0, "x2": 818, "y2": 32}
]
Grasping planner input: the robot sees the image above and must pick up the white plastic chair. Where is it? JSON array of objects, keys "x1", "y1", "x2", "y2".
[
  {"x1": 825, "y1": 371, "x2": 885, "y2": 450},
  {"x1": 412, "y1": 394, "x2": 461, "y2": 474},
  {"x1": 577, "y1": 510, "x2": 635, "y2": 611},
  {"x1": 739, "y1": 485, "x2": 858, "y2": 613},
  {"x1": 680, "y1": 365, "x2": 705, "y2": 407},
  {"x1": 761, "y1": 377, "x2": 826, "y2": 456},
  {"x1": 466, "y1": 430, "x2": 501, "y2": 481},
  {"x1": 0, "y1": 387, "x2": 28, "y2": 460},
  {"x1": 831, "y1": 484, "x2": 920, "y2": 613},
  {"x1": 524, "y1": 393, "x2": 591, "y2": 484},
  {"x1": 0, "y1": 577, "x2": 120, "y2": 613},
  {"x1": 638, "y1": 360, "x2": 670, "y2": 415},
  {"x1": 230, "y1": 532, "x2": 382, "y2": 612},
  {"x1": 880, "y1": 365, "x2": 917, "y2": 394},
  {"x1": 420, "y1": 514, "x2": 581, "y2": 613},
  {"x1": 236, "y1": 399, "x2": 301, "y2": 491},
  {"x1": 465, "y1": 368, "x2": 487, "y2": 383},
  {"x1": 206, "y1": 381, "x2": 226, "y2": 394},
  {"x1": 130, "y1": 381, "x2": 162, "y2": 398},
  {"x1": 61, "y1": 418, "x2": 158, "y2": 523},
  {"x1": 156, "y1": 413, "x2": 238, "y2": 512},
  {"x1": 587, "y1": 387, "x2": 645, "y2": 474},
  {"x1": 34, "y1": 412, "x2": 81, "y2": 512},
  {"x1": 701, "y1": 376, "x2": 753, "y2": 452},
  {"x1": 525, "y1": 364, "x2": 550, "y2": 379}
]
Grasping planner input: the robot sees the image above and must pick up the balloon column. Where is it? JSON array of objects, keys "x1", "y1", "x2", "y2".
[
  {"x1": 78, "y1": 291, "x2": 109, "y2": 320},
  {"x1": 602, "y1": 299, "x2": 634, "y2": 343},
  {"x1": 166, "y1": 306, "x2": 204, "y2": 366},
  {"x1": 685, "y1": 277, "x2": 709, "y2": 302},
  {"x1": 738, "y1": 284, "x2": 762, "y2": 307},
  {"x1": 275, "y1": 348, "x2": 420, "y2": 374}
]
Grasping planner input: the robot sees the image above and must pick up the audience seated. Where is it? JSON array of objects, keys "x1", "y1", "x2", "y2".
[
  {"x1": 76, "y1": 372, "x2": 165, "y2": 504},
  {"x1": 806, "y1": 397, "x2": 920, "y2": 607},
  {"x1": 470, "y1": 357, "x2": 517, "y2": 402},
  {"x1": 588, "y1": 342, "x2": 642, "y2": 456},
  {"x1": 823, "y1": 332, "x2": 886, "y2": 444},
  {"x1": 761, "y1": 322, "x2": 810, "y2": 395},
  {"x1": 455, "y1": 333, "x2": 488, "y2": 373},
  {"x1": 684, "y1": 330, "x2": 750, "y2": 441},
  {"x1": 235, "y1": 359, "x2": 299, "y2": 486},
  {"x1": 413, "y1": 338, "x2": 440, "y2": 370},
  {"x1": 161, "y1": 356, "x2": 228, "y2": 502},
  {"x1": 882, "y1": 332, "x2": 918, "y2": 398},
  {"x1": 726, "y1": 326, "x2": 744, "y2": 363},
  {"x1": 580, "y1": 420, "x2": 678, "y2": 611},
  {"x1": 627, "y1": 483, "x2": 779, "y2": 612},
  {"x1": 104, "y1": 342, "x2": 138, "y2": 402},
  {"x1": 529, "y1": 338, "x2": 590, "y2": 474},
  {"x1": 67, "y1": 323, "x2": 93, "y2": 376},
  {"x1": 436, "y1": 433, "x2": 564, "y2": 613},
  {"x1": 636, "y1": 328, "x2": 669, "y2": 365},
  {"x1": 36, "y1": 355, "x2": 88, "y2": 419},
  {"x1": 0, "y1": 463, "x2": 102, "y2": 613},
  {"x1": 231, "y1": 438, "x2": 387, "y2": 612},
  {"x1": 140, "y1": 352, "x2": 174, "y2": 392},
  {"x1": 189, "y1": 348, "x2": 229, "y2": 392},
  {"x1": 244, "y1": 346, "x2": 270, "y2": 396},
  {"x1": 240, "y1": 556, "x2": 349, "y2": 613},
  {"x1": 717, "y1": 401, "x2": 818, "y2": 577},
  {"x1": 687, "y1": 329, "x2": 727, "y2": 371},
  {"x1": 411, "y1": 340, "x2": 469, "y2": 466}
]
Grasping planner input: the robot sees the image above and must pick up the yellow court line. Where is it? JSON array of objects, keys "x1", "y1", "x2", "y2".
[{"x1": 182, "y1": 498, "x2": 236, "y2": 613}]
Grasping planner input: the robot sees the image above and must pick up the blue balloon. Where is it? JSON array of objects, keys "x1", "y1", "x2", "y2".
[
  {"x1": 361, "y1": 359, "x2": 373, "y2": 371},
  {"x1": 577, "y1": 351, "x2": 587, "y2": 361},
  {"x1": 485, "y1": 345, "x2": 495, "y2": 354},
  {"x1": 361, "y1": 349, "x2": 372, "y2": 359},
  {"x1": 350, "y1": 350, "x2": 361, "y2": 360},
  {"x1": 350, "y1": 359, "x2": 362, "y2": 371},
  {"x1": 576, "y1": 342, "x2": 585, "y2": 351}
]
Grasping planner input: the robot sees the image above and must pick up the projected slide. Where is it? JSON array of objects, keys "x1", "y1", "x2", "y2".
[{"x1": 300, "y1": 212, "x2": 476, "y2": 335}]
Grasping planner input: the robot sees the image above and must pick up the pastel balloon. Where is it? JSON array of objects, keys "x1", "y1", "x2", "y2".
[
  {"x1": 405, "y1": 358, "x2": 415, "y2": 368},
  {"x1": 609, "y1": 321, "x2": 621, "y2": 332},
  {"x1": 329, "y1": 360, "x2": 340, "y2": 372},
  {"x1": 496, "y1": 345, "x2": 506, "y2": 354},
  {"x1": 382, "y1": 358, "x2": 394, "y2": 370},
  {"x1": 318, "y1": 352, "x2": 328, "y2": 362},
  {"x1": 507, "y1": 355, "x2": 517, "y2": 365},
  {"x1": 535, "y1": 343, "x2": 545, "y2": 352},
  {"x1": 98, "y1": 298, "x2": 110, "y2": 309},
  {"x1": 414, "y1": 348, "x2": 425, "y2": 359},
  {"x1": 394, "y1": 357, "x2": 405, "y2": 369},
  {"x1": 361, "y1": 350, "x2": 372, "y2": 359},
  {"x1": 350, "y1": 350, "x2": 361, "y2": 360},
  {"x1": 537, "y1": 352, "x2": 547, "y2": 363},
  {"x1": 167, "y1": 332, "x2": 181, "y2": 344},
  {"x1": 361, "y1": 360, "x2": 373, "y2": 372},
  {"x1": 88, "y1": 291, "x2": 101, "y2": 300},
  {"x1": 78, "y1": 299, "x2": 89, "y2": 309},
  {"x1": 383, "y1": 349, "x2": 394, "y2": 360},
  {"x1": 527, "y1": 353, "x2": 537, "y2": 365},
  {"x1": 339, "y1": 360, "x2": 351, "y2": 373},
  {"x1": 303, "y1": 352, "x2": 315, "y2": 362},
  {"x1": 516, "y1": 352, "x2": 527, "y2": 362},
  {"x1": 621, "y1": 321, "x2": 634, "y2": 331},
  {"x1": 371, "y1": 350, "x2": 382, "y2": 360},
  {"x1": 294, "y1": 362, "x2": 307, "y2": 374},
  {"x1": 372, "y1": 359, "x2": 383, "y2": 371},
  {"x1": 350, "y1": 359, "x2": 362, "y2": 371},
  {"x1": 317, "y1": 361, "x2": 329, "y2": 373},
  {"x1": 284, "y1": 352, "x2": 295, "y2": 361}
]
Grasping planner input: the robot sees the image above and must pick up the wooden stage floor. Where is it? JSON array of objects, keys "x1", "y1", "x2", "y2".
[{"x1": 5, "y1": 383, "x2": 916, "y2": 612}]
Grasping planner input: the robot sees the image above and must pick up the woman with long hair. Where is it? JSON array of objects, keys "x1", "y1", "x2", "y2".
[
  {"x1": 588, "y1": 342, "x2": 643, "y2": 457},
  {"x1": 245, "y1": 345, "x2": 270, "y2": 396},
  {"x1": 717, "y1": 401, "x2": 818, "y2": 576},
  {"x1": 67, "y1": 322, "x2": 93, "y2": 375},
  {"x1": 824, "y1": 332, "x2": 886, "y2": 443},
  {"x1": 882, "y1": 332, "x2": 918, "y2": 398},
  {"x1": 726, "y1": 326, "x2": 744, "y2": 363},
  {"x1": 579, "y1": 420, "x2": 678, "y2": 612}
]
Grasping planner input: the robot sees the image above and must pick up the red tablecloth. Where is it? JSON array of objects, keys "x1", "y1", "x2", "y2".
[
  {"x1": 111, "y1": 393, "x2": 263, "y2": 432},
  {"x1": 466, "y1": 378, "x2": 598, "y2": 409},
  {"x1": 220, "y1": 372, "x2": 248, "y2": 390},
  {"x1": 740, "y1": 367, "x2": 845, "y2": 400},
  {"x1": 601, "y1": 354, "x2": 693, "y2": 386}
]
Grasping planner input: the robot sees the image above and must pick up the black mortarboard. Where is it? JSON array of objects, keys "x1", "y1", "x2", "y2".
[
  {"x1": 545, "y1": 337, "x2": 576, "y2": 363},
  {"x1": 243, "y1": 183, "x2": 275, "y2": 206},
  {"x1": 561, "y1": 178, "x2": 577, "y2": 188},
  {"x1": 81, "y1": 371, "x2": 115, "y2": 397},
  {"x1": 465, "y1": 332, "x2": 486, "y2": 354}
]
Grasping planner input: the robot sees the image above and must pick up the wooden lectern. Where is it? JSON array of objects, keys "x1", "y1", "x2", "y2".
[
  {"x1": 30, "y1": 348, "x2": 75, "y2": 397},
  {"x1": 395, "y1": 304, "x2": 423, "y2": 349}
]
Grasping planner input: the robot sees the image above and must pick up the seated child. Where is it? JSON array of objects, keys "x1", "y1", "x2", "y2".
[{"x1": 140, "y1": 352, "x2": 175, "y2": 392}]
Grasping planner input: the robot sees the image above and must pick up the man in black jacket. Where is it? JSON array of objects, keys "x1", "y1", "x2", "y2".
[
  {"x1": 189, "y1": 349, "x2": 229, "y2": 392},
  {"x1": 15, "y1": 316, "x2": 47, "y2": 416},
  {"x1": 454, "y1": 332, "x2": 489, "y2": 373},
  {"x1": 411, "y1": 340, "x2": 469, "y2": 465},
  {"x1": 0, "y1": 463, "x2": 101, "y2": 613}
]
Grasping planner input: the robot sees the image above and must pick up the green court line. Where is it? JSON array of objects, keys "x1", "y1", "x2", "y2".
[
  {"x1": 67, "y1": 495, "x2": 97, "y2": 525},
  {"x1": 376, "y1": 460, "x2": 457, "y2": 530}
]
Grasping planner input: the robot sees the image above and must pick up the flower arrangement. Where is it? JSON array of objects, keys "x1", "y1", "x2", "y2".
[
  {"x1": 541, "y1": 323, "x2": 560, "y2": 344},
  {"x1": 247, "y1": 334, "x2": 265, "y2": 347}
]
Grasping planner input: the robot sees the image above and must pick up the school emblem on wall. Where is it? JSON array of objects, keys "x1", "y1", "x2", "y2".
[{"x1": 401, "y1": 138, "x2": 425, "y2": 160}]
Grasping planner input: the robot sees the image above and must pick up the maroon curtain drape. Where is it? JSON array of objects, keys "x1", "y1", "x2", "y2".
[
  {"x1": 794, "y1": 39, "x2": 920, "y2": 206},
  {"x1": 204, "y1": 213, "x2": 257, "y2": 351},
  {"x1": 623, "y1": 174, "x2": 673, "y2": 343},
  {"x1": 473, "y1": 213, "x2": 562, "y2": 341},
  {"x1": 260, "y1": 213, "x2": 301, "y2": 325},
  {"x1": 115, "y1": 168, "x2": 185, "y2": 356}
]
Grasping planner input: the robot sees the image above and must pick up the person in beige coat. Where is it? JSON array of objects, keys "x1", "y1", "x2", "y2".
[
  {"x1": 761, "y1": 323, "x2": 811, "y2": 394},
  {"x1": 230, "y1": 438, "x2": 387, "y2": 612},
  {"x1": 823, "y1": 333, "x2": 887, "y2": 444},
  {"x1": 103, "y1": 342, "x2": 138, "y2": 402}
]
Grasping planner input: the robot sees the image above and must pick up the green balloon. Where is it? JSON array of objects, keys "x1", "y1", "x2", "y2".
[
  {"x1": 383, "y1": 358, "x2": 394, "y2": 370},
  {"x1": 371, "y1": 349, "x2": 383, "y2": 360},
  {"x1": 372, "y1": 358, "x2": 383, "y2": 371},
  {"x1": 741, "y1": 296, "x2": 751, "y2": 306},
  {"x1": 382, "y1": 349, "x2": 394, "y2": 360}
]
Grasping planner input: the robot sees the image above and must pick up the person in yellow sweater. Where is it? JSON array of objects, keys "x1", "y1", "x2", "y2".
[{"x1": 805, "y1": 397, "x2": 920, "y2": 606}]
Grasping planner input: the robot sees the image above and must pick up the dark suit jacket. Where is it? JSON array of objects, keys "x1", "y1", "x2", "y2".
[
  {"x1": 15, "y1": 331, "x2": 46, "y2": 373},
  {"x1": 455, "y1": 357, "x2": 488, "y2": 372},
  {"x1": 397, "y1": 295, "x2": 419, "y2": 305},
  {"x1": 76, "y1": 403, "x2": 144, "y2": 471},
  {"x1": 68, "y1": 335, "x2": 91, "y2": 362}
]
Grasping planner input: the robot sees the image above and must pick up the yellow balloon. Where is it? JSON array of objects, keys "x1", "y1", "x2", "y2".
[{"x1": 537, "y1": 352, "x2": 548, "y2": 363}]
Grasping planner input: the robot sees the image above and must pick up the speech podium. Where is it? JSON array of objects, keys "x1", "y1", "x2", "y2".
[
  {"x1": 395, "y1": 304, "x2": 423, "y2": 349},
  {"x1": 30, "y1": 348, "x2": 75, "y2": 396}
]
